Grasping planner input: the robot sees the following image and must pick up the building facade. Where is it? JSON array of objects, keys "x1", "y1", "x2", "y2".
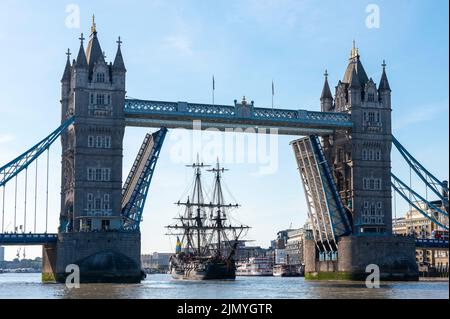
[
  {"x1": 392, "y1": 202, "x2": 449, "y2": 267},
  {"x1": 0, "y1": 246, "x2": 4, "y2": 262},
  {"x1": 285, "y1": 228, "x2": 306, "y2": 266},
  {"x1": 141, "y1": 252, "x2": 172, "y2": 270}
]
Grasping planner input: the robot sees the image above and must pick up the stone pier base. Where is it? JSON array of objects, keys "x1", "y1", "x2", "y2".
[
  {"x1": 304, "y1": 235, "x2": 419, "y2": 281},
  {"x1": 42, "y1": 231, "x2": 143, "y2": 283}
]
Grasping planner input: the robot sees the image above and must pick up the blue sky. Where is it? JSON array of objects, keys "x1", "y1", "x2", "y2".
[{"x1": 0, "y1": 0, "x2": 448, "y2": 260}]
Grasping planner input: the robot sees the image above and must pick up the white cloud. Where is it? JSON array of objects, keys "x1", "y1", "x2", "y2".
[
  {"x1": 163, "y1": 34, "x2": 193, "y2": 56},
  {"x1": 394, "y1": 103, "x2": 448, "y2": 130},
  {"x1": 0, "y1": 133, "x2": 15, "y2": 144}
]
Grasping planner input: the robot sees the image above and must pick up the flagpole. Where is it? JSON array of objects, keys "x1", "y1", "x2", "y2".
[
  {"x1": 271, "y1": 80, "x2": 274, "y2": 109},
  {"x1": 212, "y1": 75, "x2": 215, "y2": 105}
]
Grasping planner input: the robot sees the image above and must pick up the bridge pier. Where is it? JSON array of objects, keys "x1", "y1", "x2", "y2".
[
  {"x1": 42, "y1": 232, "x2": 142, "y2": 283},
  {"x1": 304, "y1": 236, "x2": 419, "y2": 281}
]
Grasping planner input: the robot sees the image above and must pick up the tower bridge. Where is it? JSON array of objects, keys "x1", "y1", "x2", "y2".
[{"x1": 0, "y1": 20, "x2": 448, "y2": 282}]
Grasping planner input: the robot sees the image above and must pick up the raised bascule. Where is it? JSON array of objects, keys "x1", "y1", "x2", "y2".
[{"x1": 0, "y1": 20, "x2": 448, "y2": 282}]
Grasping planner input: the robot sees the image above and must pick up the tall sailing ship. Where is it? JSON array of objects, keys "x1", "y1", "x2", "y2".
[{"x1": 166, "y1": 158, "x2": 249, "y2": 280}]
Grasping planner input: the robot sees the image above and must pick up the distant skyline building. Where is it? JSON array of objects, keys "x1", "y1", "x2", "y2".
[{"x1": 0, "y1": 246, "x2": 4, "y2": 262}]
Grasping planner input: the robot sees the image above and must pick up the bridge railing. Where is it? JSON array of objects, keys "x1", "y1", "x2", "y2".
[{"x1": 124, "y1": 99, "x2": 353, "y2": 127}]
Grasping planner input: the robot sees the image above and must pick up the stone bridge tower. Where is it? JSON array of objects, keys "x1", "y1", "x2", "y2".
[
  {"x1": 321, "y1": 43, "x2": 393, "y2": 235},
  {"x1": 43, "y1": 18, "x2": 142, "y2": 283},
  {"x1": 303, "y1": 43, "x2": 418, "y2": 280}
]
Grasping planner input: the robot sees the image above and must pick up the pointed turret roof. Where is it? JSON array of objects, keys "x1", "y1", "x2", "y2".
[
  {"x1": 61, "y1": 48, "x2": 72, "y2": 81},
  {"x1": 378, "y1": 60, "x2": 391, "y2": 92},
  {"x1": 349, "y1": 67, "x2": 361, "y2": 89},
  {"x1": 113, "y1": 36, "x2": 126, "y2": 72},
  {"x1": 320, "y1": 70, "x2": 333, "y2": 100},
  {"x1": 342, "y1": 41, "x2": 369, "y2": 86},
  {"x1": 75, "y1": 33, "x2": 87, "y2": 68},
  {"x1": 85, "y1": 15, "x2": 105, "y2": 75}
]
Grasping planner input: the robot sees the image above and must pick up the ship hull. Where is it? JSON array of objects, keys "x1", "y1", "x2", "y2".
[{"x1": 170, "y1": 258, "x2": 235, "y2": 280}]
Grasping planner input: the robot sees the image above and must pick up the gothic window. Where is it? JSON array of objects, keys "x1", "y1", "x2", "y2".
[
  {"x1": 87, "y1": 193, "x2": 93, "y2": 211},
  {"x1": 103, "y1": 194, "x2": 110, "y2": 210},
  {"x1": 368, "y1": 112, "x2": 375, "y2": 122},
  {"x1": 362, "y1": 148, "x2": 382, "y2": 161},
  {"x1": 87, "y1": 168, "x2": 94, "y2": 181},
  {"x1": 96, "y1": 73, "x2": 105, "y2": 83},
  {"x1": 370, "y1": 204, "x2": 376, "y2": 215},
  {"x1": 368, "y1": 93, "x2": 375, "y2": 102},
  {"x1": 101, "y1": 168, "x2": 111, "y2": 181},
  {"x1": 375, "y1": 149, "x2": 381, "y2": 161},
  {"x1": 90, "y1": 94, "x2": 94, "y2": 104},
  {"x1": 95, "y1": 198, "x2": 102, "y2": 211},
  {"x1": 96, "y1": 136, "x2": 102, "y2": 148},
  {"x1": 376, "y1": 113, "x2": 380, "y2": 122},
  {"x1": 95, "y1": 168, "x2": 102, "y2": 181},
  {"x1": 107, "y1": 95, "x2": 111, "y2": 105},
  {"x1": 375, "y1": 179, "x2": 381, "y2": 190},
  {"x1": 96, "y1": 94, "x2": 105, "y2": 105}
]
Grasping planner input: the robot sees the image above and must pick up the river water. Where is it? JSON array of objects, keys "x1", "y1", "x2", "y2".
[{"x1": 0, "y1": 273, "x2": 447, "y2": 299}]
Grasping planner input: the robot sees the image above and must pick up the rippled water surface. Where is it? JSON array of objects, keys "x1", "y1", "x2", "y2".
[{"x1": 0, "y1": 273, "x2": 447, "y2": 299}]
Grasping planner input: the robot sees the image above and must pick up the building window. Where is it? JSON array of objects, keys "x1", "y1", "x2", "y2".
[
  {"x1": 375, "y1": 150, "x2": 381, "y2": 161},
  {"x1": 95, "y1": 168, "x2": 102, "y2": 181},
  {"x1": 96, "y1": 136, "x2": 102, "y2": 148},
  {"x1": 103, "y1": 194, "x2": 110, "y2": 210},
  {"x1": 87, "y1": 168, "x2": 94, "y2": 181},
  {"x1": 105, "y1": 136, "x2": 111, "y2": 148},
  {"x1": 362, "y1": 148, "x2": 382, "y2": 161},
  {"x1": 88, "y1": 136, "x2": 94, "y2": 148},
  {"x1": 87, "y1": 167, "x2": 111, "y2": 182},
  {"x1": 375, "y1": 179, "x2": 381, "y2": 190},
  {"x1": 96, "y1": 73, "x2": 105, "y2": 83},
  {"x1": 368, "y1": 93, "x2": 375, "y2": 102},
  {"x1": 87, "y1": 193, "x2": 93, "y2": 210},
  {"x1": 96, "y1": 94, "x2": 105, "y2": 105},
  {"x1": 102, "y1": 168, "x2": 111, "y2": 181},
  {"x1": 107, "y1": 95, "x2": 111, "y2": 105},
  {"x1": 363, "y1": 177, "x2": 382, "y2": 190},
  {"x1": 90, "y1": 93, "x2": 94, "y2": 104},
  {"x1": 95, "y1": 198, "x2": 102, "y2": 210}
]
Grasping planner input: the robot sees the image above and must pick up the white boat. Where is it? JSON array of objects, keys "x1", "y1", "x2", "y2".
[
  {"x1": 236, "y1": 257, "x2": 273, "y2": 276},
  {"x1": 273, "y1": 264, "x2": 302, "y2": 277}
]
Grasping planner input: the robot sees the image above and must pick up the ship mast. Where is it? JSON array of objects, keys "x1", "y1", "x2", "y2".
[
  {"x1": 166, "y1": 157, "x2": 249, "y2": 258},
  {"x1": 209, "y1": 159, "x2": 228, "y2": 255}
]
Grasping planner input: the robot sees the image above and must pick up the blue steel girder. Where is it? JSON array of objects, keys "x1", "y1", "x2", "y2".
[
  {"x1": 0, "y1": 117, "x2": 74, "y2": 187},
  {"x1": 415, "y1": 238, "x2": 449, "y2": 249},
  {"x1": 121, "y1": 128, "x2": 168, "y2": 231},
  {"x1": 392, "y1": 136, "x2": 449, "y2": 206},
  {"x1": 123, "y1": 99, "x2": 353, "y2": 136},
  {"x1": 0, "y1": 233, "x2": 58, "y2": 245},
  {"x1": 392, "y1": 173, "x2": 449, "y2": 231},
  {"x1": 309, "y1": 135, "x2": 352, "y2": 238}
]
